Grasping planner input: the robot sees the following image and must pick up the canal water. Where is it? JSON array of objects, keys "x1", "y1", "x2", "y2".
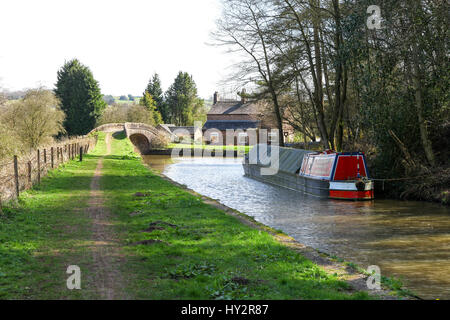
[{"x1": 143, "y1": 155, "x2": 450, "y2": 300}]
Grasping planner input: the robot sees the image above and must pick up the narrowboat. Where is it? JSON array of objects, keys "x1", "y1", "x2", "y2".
[
  {"x1": 243, "y1": 145, "x2": 374, "y2": 201},
  {"x1": 299, "y1": 150, "x2": 374, "y2": 200}
]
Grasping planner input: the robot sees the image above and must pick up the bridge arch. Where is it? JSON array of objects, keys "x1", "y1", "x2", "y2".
[
  {"x1": 89, "y1": 122, "x2": 169, "y2": 154},
  {"x1": 129, "y1": 133, "x2": 151, "y2": 154},
  {"x1": 124, "y1": 123, "x2": 168, "y2": 154}
]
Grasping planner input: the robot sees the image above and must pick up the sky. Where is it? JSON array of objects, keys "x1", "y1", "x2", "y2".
[{"x1": 0, "y1": 0, "x2": 237, "y2": 99}]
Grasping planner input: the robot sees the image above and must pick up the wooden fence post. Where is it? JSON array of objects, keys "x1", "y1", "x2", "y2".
[
  {"x1": 79, "y1": 147, "x2": 83, "y2": 162},
  {"x1": 13, "y1": 155, "x2": 19, "y2": 199},
  {"x1": 44, "y1": 149, "x2": 47, "y2": 164},
  {"x1": 37, "y1": 149, "x2": 41, "y2": 184},
  {"x1": 51, "y1": 147, "x2": 54, "y2": 169},
  {"x1": 27, "y1": 161, "x2": 32, "y2": 188}
]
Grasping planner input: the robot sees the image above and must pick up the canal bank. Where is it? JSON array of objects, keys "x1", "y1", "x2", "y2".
[
  {"x1": 154, "y1": 170, "x2": 415, "y2": 300},
  {"x1": 101, "y1": 133, "x2": 396, "y2": 300},
  {"x1": 0, "y1": 132, "x2": 385, "y2": 300},
  {"x1": 143, "y1": 156, "x2": 450, "y2": 300}
]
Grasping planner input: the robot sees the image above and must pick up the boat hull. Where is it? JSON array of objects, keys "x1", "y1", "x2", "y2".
[
  {"x1": 329, "y1": 181, "x2": 375, "y2": 200},
  {"x1": 243, "y1": 163, "x2": 329, "y2": 198}
]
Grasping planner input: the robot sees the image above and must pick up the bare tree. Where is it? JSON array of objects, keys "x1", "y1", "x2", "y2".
[
  {"x1": 1, "y1": 88, "x2": 65, "y2": 153},
  {"x1": 213, "y1": 0, "x2": 285, "y2": 146}
]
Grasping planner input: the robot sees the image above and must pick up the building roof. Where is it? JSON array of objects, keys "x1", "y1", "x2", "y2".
[
  {"x1": 203, "y1": 120, "x2": 260, "y2": 131},
  {"x1": 208, "y1": 100, "x2": 263, "y2": 115}
]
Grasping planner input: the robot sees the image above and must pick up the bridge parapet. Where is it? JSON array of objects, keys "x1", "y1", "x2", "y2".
[
  {"x1": 124, "y1": 122, "x2": 161, "y2": 137},
  {"x1": 88, "y1": 123, "x2": 125, "y2": 135}
]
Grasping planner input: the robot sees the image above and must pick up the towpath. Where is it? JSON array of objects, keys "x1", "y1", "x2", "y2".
[{"x1": 86, "y1": 132, "x2": 126, "y2": 299}]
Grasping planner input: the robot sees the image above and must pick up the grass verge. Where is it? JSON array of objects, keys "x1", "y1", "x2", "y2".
[
  {"x1": 1, "y1": 131, "x2": 373, "y2": 300},
  {"x1": 104, "y1": 132, "x2": 370, "y2": 300},
  {"x1": 0, "y1": 133, "x2": 108, "y2": 299}
]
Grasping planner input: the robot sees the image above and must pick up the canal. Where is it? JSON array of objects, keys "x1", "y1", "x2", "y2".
[{"x1": 143, "y1": 155, "x2": 450, "y2": 300}]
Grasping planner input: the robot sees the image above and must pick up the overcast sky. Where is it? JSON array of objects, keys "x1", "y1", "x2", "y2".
[{"x1": 0, "y1": 0, "x2": 236, "y2": 99}]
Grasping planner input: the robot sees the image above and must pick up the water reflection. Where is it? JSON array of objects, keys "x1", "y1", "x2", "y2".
[{"x1": 142, "y1": 155, "x2": 450, "y2": 299}]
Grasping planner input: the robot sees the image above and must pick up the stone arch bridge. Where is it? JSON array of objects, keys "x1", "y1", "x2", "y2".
[{"x1": 89, "y1": 123, "x2": 167, "y2": 154}]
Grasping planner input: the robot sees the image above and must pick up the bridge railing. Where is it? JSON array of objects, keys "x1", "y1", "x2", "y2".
[{"x1": 0, "y1": 135, "x2": 98, "y2": 204}]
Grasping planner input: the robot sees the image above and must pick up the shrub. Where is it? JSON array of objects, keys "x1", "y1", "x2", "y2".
[{"x1": 0, "y1": 88, "x2": 65, "y2": 158}]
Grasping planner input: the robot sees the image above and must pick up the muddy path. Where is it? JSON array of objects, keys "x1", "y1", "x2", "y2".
[{"x1": 87, "y1": 132, "x2": 126, "y2": 299}]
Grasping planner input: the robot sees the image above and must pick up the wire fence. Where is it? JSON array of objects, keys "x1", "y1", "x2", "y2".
[{"x1": 0, "y1": 135, "x2": 98, "y2": 203}]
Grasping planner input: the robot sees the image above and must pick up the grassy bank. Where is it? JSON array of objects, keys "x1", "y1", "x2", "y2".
[
  {"x1": 102, "y1": 133, "x2": 370, "y2": 299},
  {"x1": 0, "y1": 134, "x2": 108, "y2": 299},
  {"x1": 0, "y1": 131, "x2": 372, "y2": 300}
]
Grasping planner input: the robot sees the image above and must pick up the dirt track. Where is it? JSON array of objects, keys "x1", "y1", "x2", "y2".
[{"x1": 86, "y1": 133, "x2": 125, "y2": 300}]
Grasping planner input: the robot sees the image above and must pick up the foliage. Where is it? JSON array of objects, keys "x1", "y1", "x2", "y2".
[
  {"x1": 103, "y1": 95, "x2": 115, "y2": 105},
  {"x1": 165, "y1": 71, "x2": 206, "y2": 126},
  {"x1": 0, "y1": 89, "x2": 65, "y2": 158},
  {"x1": 55, "y1": 59, "x2": 106, "y2": 136},
  {"x1": 145, "y1": 73, "x2": 168, "y2": 123},
  {"x1": 0, "y1": 92, "x2": 6, "y2": 105},
  {"x1": 150, "y1": 134, "x2": 170, "y2": 149},
  {"x1": 140, "y1": 91, "x2": 163, "y2": 125},
  {"x1": 215, "y1": 0, "x2": 449, "y2": 201},
  {"x1": 97, "y1": 103, "x2": 156, "y2": 126}
]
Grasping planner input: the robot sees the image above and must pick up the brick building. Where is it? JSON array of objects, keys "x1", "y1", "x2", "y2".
[{"x1": 202, "y1": 91, "x2": 293, "y2": 145}]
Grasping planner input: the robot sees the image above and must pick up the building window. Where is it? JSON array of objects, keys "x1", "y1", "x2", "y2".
[
  {"x1": 269, "y1": 132, "x2": 278, "y2": 143},
  {"x1": 238, "y1": 133, "x2": 248, "y2": 145},
  {"x1": 210, "y1": 132, "x2": 220, "y2": 144}
]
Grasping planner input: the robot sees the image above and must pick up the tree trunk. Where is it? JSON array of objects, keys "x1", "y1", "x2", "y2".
[
  {"x1": 412, "y1": 46, "x2": 436, "y2": 167},
  {"x1": 311, "y1": 0, "x2": 329, "y2": 149},
  {"x1": 284, "y1": 0, "x2": 329, "y2": 149},
  {"x1": 409, "y1": 0, "x2": 436, "y2": 167}
]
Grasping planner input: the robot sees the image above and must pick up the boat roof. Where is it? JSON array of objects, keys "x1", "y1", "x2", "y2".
[{"x1": 247, "y1": 144, "x2": 311, "y2": 174}]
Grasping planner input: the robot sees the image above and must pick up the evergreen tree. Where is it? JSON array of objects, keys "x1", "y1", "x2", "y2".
[
  {"x1": 141, "y1": 91, "x2": 163, "y2": 125},
  {"x1": 55, "y1": 59, "x2": 106, "y2": 135},
  {"x1": 144, "y1": 73, "x2": 168, "y2": 122},
  {"x1": 165, "y1": 71, "x2": 202, "y2": 126}
]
